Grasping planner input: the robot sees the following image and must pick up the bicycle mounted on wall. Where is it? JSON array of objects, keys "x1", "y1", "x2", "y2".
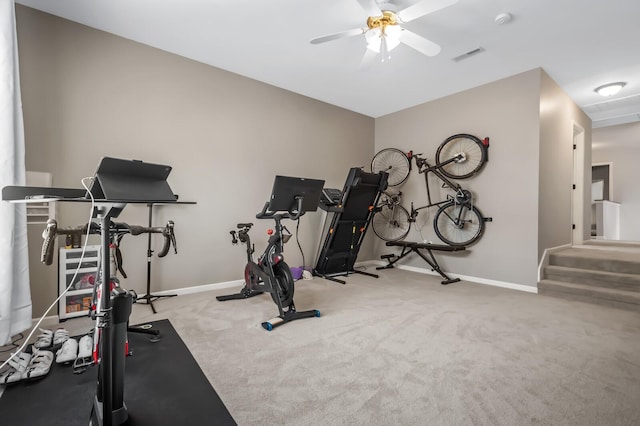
[
  {"x1": 216, "y1": 175, "x2": 325, "y2": 330},
  {"x1": 370, "y1": 133, "x2": 491, "y2": 247}
]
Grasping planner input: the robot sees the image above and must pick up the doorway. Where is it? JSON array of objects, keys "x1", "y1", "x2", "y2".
[
  {"x1": 592, "y1": 163, "x2": 612, "y2": 201},
  {"x1": 571, "y1": 123, "x2": 585, "y2": 245}
]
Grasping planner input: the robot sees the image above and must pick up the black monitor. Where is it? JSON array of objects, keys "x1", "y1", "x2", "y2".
[
  {"x1": 87, "y1": 157, "x2": 176, "y2": 202},
  {"x1": 268, "y1": 175, "x2": 325, "y2": 213}
]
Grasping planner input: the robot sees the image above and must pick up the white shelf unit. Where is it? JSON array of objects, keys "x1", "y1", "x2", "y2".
[
  {"x1": 25, "y1": 171, "x2": 56, "y2": 224},
  {"x1": 58, "y1": 245, "x2": 100, "y2": 320},
  {"x1": 26, "y1": 202, "x2": 56, "y2": 224}
]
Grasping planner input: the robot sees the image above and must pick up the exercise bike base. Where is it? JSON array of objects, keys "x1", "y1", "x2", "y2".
[
  {"x1": 216, "y1": 289, "x2": 263, "y2": 301},
  {"x1": 262, "y1": 309, "x2": 321, "y2": 331},
  {"x1": 90, "y1": 395, "x2": 128, "y2": 426}
]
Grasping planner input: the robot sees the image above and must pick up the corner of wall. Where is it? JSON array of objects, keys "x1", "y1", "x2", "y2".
[{"x1": 537, "y1": 69, "x2": 592, "y2": 259}]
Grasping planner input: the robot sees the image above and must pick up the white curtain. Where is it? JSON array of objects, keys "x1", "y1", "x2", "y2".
[{"x1": 0, "y1": 0, "x2": 31, "y2": 346}]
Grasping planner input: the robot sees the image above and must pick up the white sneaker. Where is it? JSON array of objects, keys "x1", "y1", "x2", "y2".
[
  {"x1": 56, "y1": 338, "x2": 78, "y2": 364},
  {"x1": 52, "y1": 328, "x2": 70, "y2": 346},
  {"x1": 72, "y1": 335, "x2": 94, "y2": 373}
]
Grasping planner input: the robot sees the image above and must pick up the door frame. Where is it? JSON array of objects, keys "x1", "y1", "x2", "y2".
[{"x1": 572, "y1": 123, "x2": 585, "y2": 245}]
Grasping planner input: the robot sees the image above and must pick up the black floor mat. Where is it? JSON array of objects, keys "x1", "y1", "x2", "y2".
[{"x1": 0, "y1": 319, "x2": 236, "y2": 426}]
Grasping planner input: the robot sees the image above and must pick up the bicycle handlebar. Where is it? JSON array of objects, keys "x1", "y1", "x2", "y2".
[{"x1": 40, "y1": 219, "x2": 177, "y2": 265}]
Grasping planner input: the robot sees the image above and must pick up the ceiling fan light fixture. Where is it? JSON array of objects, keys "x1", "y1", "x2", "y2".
[
  {"x1": 365, "y1": 25, "x2": 401, "y2": 53},
  {"x1": 594, "y1": 82, "x2": 626, "y2": 97},
  {"x1": 311, "y1": 0, "x2": 456, "y2": 62}
]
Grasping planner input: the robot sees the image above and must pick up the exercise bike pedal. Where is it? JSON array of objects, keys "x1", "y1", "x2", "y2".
[{"x1": 380, "y1": 254, "x2": 395, "y2": 260}]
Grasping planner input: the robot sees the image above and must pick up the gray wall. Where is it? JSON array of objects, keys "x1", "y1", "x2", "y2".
[
  {"x1": 16, "y1": 6, "x2": 375, "y2": 316},
  {"x1": 375, "y1": 70, "x2": 543, "y2": 287},
  {"x1": 15, "y1": 6, "x2": 594, "y2": 316},
  {"x1": 592, "y1": 121, "x2": 640, "y2": 241},
  {"x1": 374, "y1": 69, "x2": 591, "y2": 288},
  {"x1": 538, "y1": 71, "x2": 592, "y2": 253}
]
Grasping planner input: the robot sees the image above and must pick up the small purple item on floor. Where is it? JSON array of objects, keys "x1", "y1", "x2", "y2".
[{"x1": 290, "y1": 266, "x2": 303, "y2": 280}]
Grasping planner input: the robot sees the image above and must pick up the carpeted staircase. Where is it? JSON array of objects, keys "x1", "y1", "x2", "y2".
[{"x1": 539, "y1": 241, "x2": 640, "y2": 309}]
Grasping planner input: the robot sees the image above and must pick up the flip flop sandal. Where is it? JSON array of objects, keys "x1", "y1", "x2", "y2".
[
  {"x1": 33, "y1": 328, "x2": 53, "y2": 349},
  {"x1": 52, "y1": 328, "x2": 70, "y2": 346},
  {"x1": 73, "y1": 335, "x2": 94, "y2": 374},
  {"x1": 0, "y1": 352, "x2": 32, "y2": 384},
  {"x1": 56, "y1": 338, "x2": 79, "y2": 364},
  {"x1": 24, "y1": 348, "x2": 54, "y2": 380}
]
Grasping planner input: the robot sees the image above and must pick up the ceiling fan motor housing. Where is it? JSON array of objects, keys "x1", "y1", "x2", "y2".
[{"x1": 367, "y1": 10, "x2": 399, "y2": 31}]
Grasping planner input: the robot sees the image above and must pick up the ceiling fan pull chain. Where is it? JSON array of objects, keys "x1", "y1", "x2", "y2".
[{"x1": 380, "y1": 34, "x2": 389, "y2": 62}]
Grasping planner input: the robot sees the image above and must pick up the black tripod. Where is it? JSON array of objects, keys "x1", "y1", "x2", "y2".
[
  {"x1": 134, "y1": 203, "x2": 175, "y2": 313},
  {"x1": 136, "y1": 202, "x2": 194, "y2": 313}
]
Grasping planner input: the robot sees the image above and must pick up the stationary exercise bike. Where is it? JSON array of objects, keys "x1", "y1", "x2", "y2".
[
  {"x1": 88, "y1": 220, "x2": 178, "y2": 357},
  {"x1": 41, "y1": 219, "x2": 177, "y2": 349},
  {"x1": 217, "y1": 175, "x2": 325, "y2": 330},
  {"x1": 40, "y1": 218, "x2": 178, "y2": 424}
]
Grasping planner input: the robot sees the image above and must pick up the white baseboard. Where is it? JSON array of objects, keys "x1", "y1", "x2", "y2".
[
  {"x1": 356, "y1": 260, "x2": 538, "y2": 294},
  {"x1": 147, "y1": 279, "x2": 243, "y2": 297}
]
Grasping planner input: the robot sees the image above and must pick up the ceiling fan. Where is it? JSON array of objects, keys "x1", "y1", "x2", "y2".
[{"x1": 310, "y1": 0, "x2": 458, "y2": 63}]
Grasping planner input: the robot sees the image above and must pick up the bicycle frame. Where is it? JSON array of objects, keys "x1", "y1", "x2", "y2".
[
  {"x1": 237, "y1": 217, "x2": 291, "y2": 297},
  {"x1": 89, "y1": 221, "x2": 176, "y2": 362},
  {"x1": 408, "y1": 151, "x2": 471, "y2": 219}
]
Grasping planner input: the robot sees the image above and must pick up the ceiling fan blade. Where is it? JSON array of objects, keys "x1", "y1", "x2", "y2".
[
  {"x1": 397, "y1": 0, "x2": 458, "y2": 23},
  {"x1": 356, "y1": 0, "x2": 382, "y2": 17},
  {"x1": 399, "y1": 29, "x2": 441, "y2": 56},
  {"x1": 310, "y1": 28, "x2": 365, "y2": 45}
]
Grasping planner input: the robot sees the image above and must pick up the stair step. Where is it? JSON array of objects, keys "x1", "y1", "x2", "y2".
[
  {"x1": 583, "y1": 240, "x2": 640, "y2": 249},
  {"x1": 538, "y1": 279, "x2": 640, "y2": 309},
  {"x1": 544, "y1": 265, "x2": 640, "y2": 291},
  {"x1": 549, "y1": 247, "x2": 640, "y2": 274}
]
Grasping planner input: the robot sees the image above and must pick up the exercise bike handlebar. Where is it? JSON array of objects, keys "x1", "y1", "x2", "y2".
[{"x1": 255, "y1": 196, "x2": 306, "y2": 221}]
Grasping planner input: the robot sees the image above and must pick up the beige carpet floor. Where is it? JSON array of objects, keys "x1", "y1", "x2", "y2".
[{"x1": 5, "y1": 266, "x2": 640, "y2": 425}]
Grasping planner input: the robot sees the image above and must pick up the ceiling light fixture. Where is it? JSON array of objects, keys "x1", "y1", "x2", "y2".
[
  {"x1": 365, "y1": 11, "x2": 402, "y2": 62},
  {"x1": 594, "y1": 82, "x2": 626, "y2": 97}
]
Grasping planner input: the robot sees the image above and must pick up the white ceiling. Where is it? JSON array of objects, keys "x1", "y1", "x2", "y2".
[{"x1": 15, "y1": 0, "x2": 640, "y2": 127}]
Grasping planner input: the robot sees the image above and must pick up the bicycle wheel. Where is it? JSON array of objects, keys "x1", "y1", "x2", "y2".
[
  {"x1": 371, "y1": 148, "x2": 411, "y2": 186},
  {"x1": 433, "y1": 201, "x2": 484, "y2": 246},
  {"x1": 271, "y1": 261, "x2": 294, "y2": 307},
  {"x1": 435, "y1": 134, "x2": 487, "y2": 180},
  {"x1": 372, "y1": 204, "x2": 411, "y2": 242}
]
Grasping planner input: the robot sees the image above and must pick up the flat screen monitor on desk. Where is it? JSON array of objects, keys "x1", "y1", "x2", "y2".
[
  {"x1": 87, "y1": 157, "x2": 177, "y2": 203},
  {"x1": 268, "y1": 175, "x2": 324, "y2": 213}
]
